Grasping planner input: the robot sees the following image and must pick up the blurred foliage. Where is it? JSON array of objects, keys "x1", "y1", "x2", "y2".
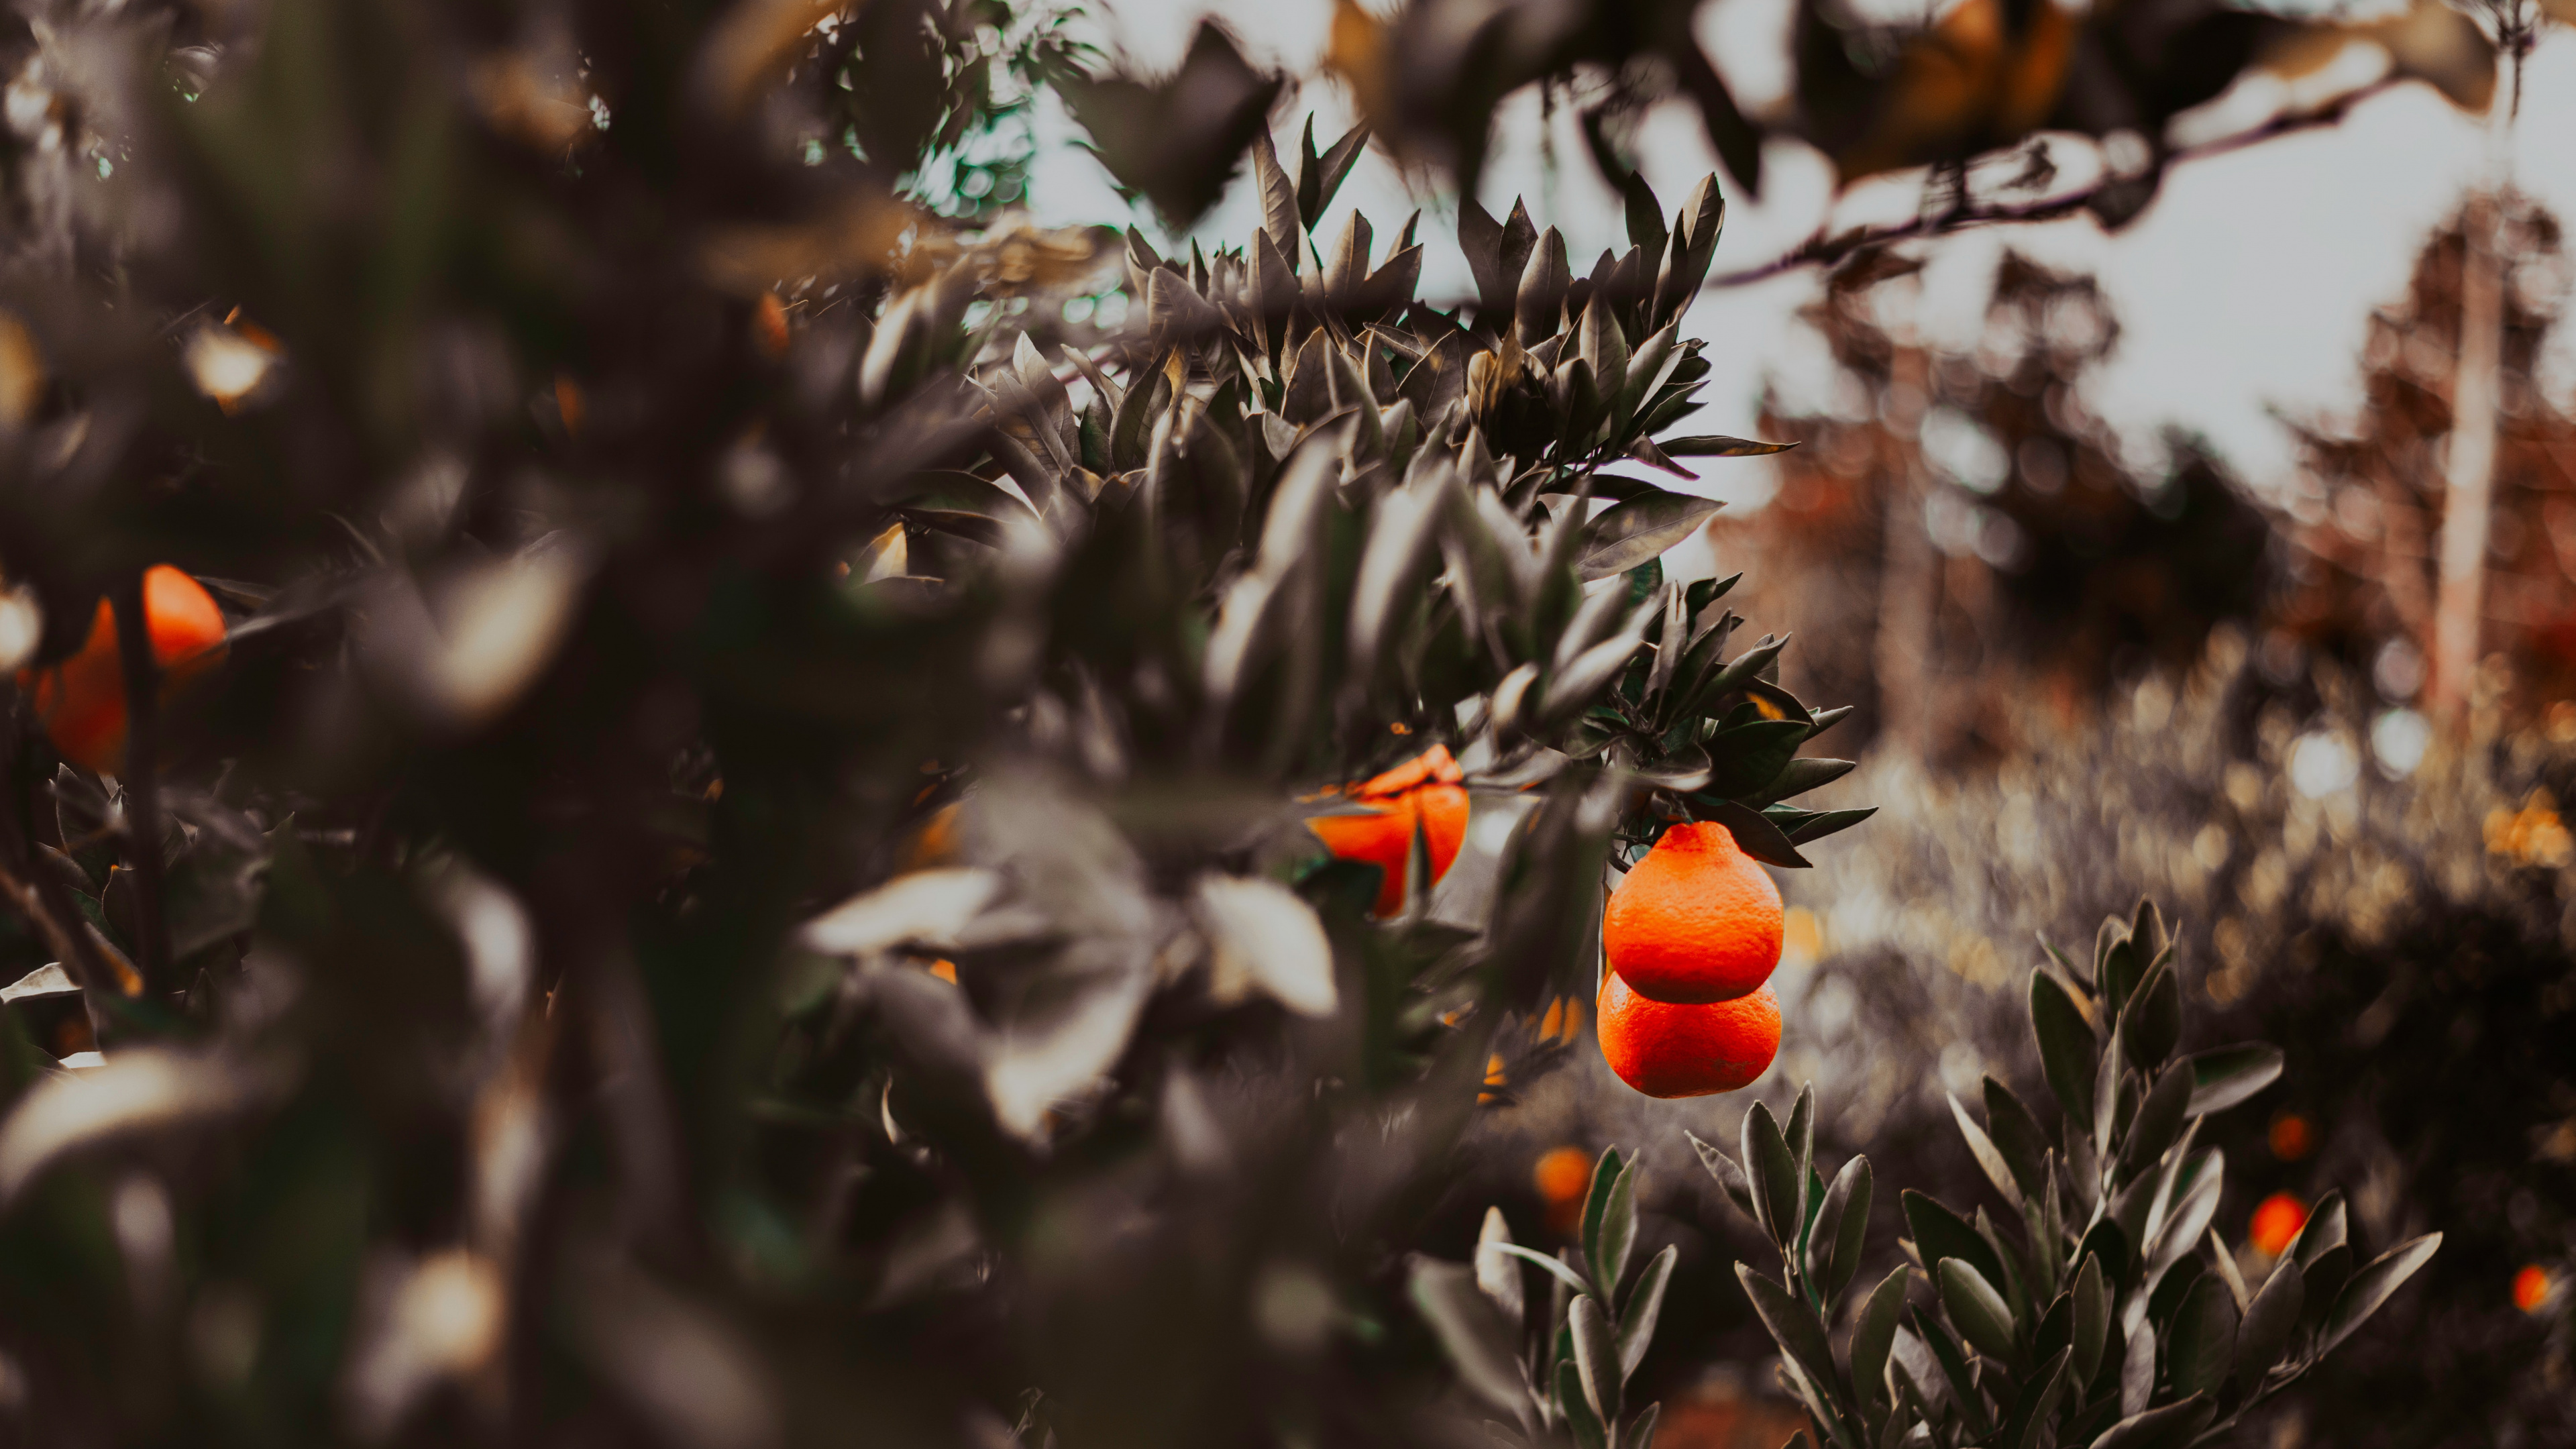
[
  {"x1": 1759, "y1": 639, "x2": 2576, "y2": 1447},
  {"x1": 1721, "y1": 250, "x2": 2273, "y2": 761},
  {"x1": 0, "y1": 0, "x2": 1884, "y2": 1444}
]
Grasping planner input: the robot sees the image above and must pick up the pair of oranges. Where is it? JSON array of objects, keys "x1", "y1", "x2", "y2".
[
  {"x1": 13, "y1": 566, "x2": 228, "y2": 775},
  {"x1": 1310, "y1": 748, "x2": 1785, "y2": 1100}
]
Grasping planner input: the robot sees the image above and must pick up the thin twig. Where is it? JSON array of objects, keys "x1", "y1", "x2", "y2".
[
  {"x1": 109, "y1": 575, "x2": 172, "y2": 992},
  {"x1": 1702, "y1": 79, "x2": 2407, "y2": 293}
]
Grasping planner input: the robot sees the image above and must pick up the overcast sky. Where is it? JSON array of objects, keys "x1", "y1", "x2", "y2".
[{"x1": 1022, "y1": 5, "x2": 2576, "y2": 515}]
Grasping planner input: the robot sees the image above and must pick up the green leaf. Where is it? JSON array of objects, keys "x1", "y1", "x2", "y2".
[
  {"x1": 1660, "y1": 435, "x2": 1794, "y2": 456},
  {"x1": 1704, "y1": 718, "x2": 1810, "y2": 799},
  {"x1": 2118, "y1": 1064, "x2": 2195, "y2": 1179},
  {"x1": 1591, "y1": 1159, "x2": 1639, "y2": 1302},
  {"x1": 2002, "y1": 1347, "x2": 2074, "y2": 1449},
  {"x1": 1753, "y1": 757, "x2": 1855, "y2": 806},
  {"x1": 1809, "y1": 1155, "x2": 1874, "y2": 1300},
  {"x1": 1688, "y1": 796, "x2": 1811, "y2": 869},
  {"x1": 2070, "y1": 1252, "x2": 2111, "y2": 1386},
  {"x1": 1902, "y1": 1190, "x2": 2008, "y2": 1304},
  {"x1": 1686, "y1": 1130, "x2": 1757, "y2": 1222},
  {"x1": 1408, "y1": 1256, "x2": 1526, "y2": 1413},
  {"x1": 1492, "y1": 1242, "x2": 1595, "y2": 1299},
  {"x1": 1570, "y1": 1292, "x2": 1623, "y2": 1428},
  {"x1": 1948, "y1": 1092, "x2": 2021, "y2": 1208},
  {"x1": 1743, "y1": 1102, "x2": 1802, "y2": 1248},
  {"x1": 1937, "y1": 1258, "x2": 2017, "y2": 1361},
  {"x1": 2088, "y1": 1394, "x2": 2216, "y2": 1449},
  {"x1": 1911, "y1": 1307, "x2": 1992, "y2": 1436},
  {"x1": 2030, "y1": 969, "x2": 2098, "y2": 1133},
  {"x1": 1580, "y1": 1147, "x2": 1625, "y2": 1277},
  {"x1": 1577, "y1": 492, "x2": 1723, "y2": 582},
  {"x1": 2117, "y1": 1316, "x2": 2155, "y2": 1416},
  {"x1": 1982, "y1": 1077, "x2": 2053, "y2": 1202},
  {"x1": 1784, "y1": 807, "x2": 1875, "y2": 846},
  {"x1": 1737, "y1": 1265, "x2": 1837, "y2": 1395},
  {"x1": 1627, "y1": 1401, "x2": 1662, "y2": 1449},
  {"x1": 2234, "y1": 1257, "x2": 2304, "y2": 1386},
  {"x1": 2184, "y1": 1043, "x2": 2284, "y2": 1117},
  {"x1": 2122, "y1": 962, "x2": 2182, "y2": 1071},
  {"x1": 2074, "y1": 1219, "x2": 2131, "y2": 1293},
  {"x1": 1850, "y1": 1266, "x2": 1908, "y2": 1415},
  {"x1": 2290, "y1": 1190, "x2": 2349, "y2": 1270},
  {"x1": 1785, "y1": 1083, "x2": 1816, "y2": 1186},
  {"x1": 1619, "y1": 1245, "x2": 1677, "y2": 1379},
  {"x1": 2317, "y1": 1233, "x2": 2441, "y2": 1357},
  {"x1": 1558, "y1": 1360, "x2": 1608, "y2": 1449},
  {"x1": 2165, "y1": 1275, "x2": 2237, "y2": 1399}
]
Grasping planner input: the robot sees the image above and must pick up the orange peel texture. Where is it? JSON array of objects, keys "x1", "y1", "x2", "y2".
[
  {"x1": 1309, "y1": 745, "x2": 1468, "y2": 918},
  {"x1": 1603, "y1": 820, "x2": 1784, "y2": 1003},
  {"x1": 1596, "y1": 972, "x2": 1780, "y2": 1099}
]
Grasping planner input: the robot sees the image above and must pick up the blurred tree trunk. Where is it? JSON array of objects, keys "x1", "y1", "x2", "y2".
[
  {"x1": 2430, "y1": 191, "x2": 2503, "y2": 727},
  {"x1": 1874, "y1": 345, "x2": 1935, "y2": 759}
]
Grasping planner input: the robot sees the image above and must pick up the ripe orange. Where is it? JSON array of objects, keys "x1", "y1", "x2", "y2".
[
  {"x1": 17, "y1": 566, "x2": 227, "y2": 774},
  {"x1": 2249, "y1": 1191, "x2": 2308, "y2": 1257},
  {"x1": 1308, "y1": 745, "x2": 1468, "y2": 918},
  {"x1": 1603, "y1": 820, "x2": 1783, "y2": 1003},
  {"x1": 2513, "y1": 1264, "x2": 2552, "y2": 1314},
  {"x1": 1596, "y1": 971, "x2": 1780, "y2": 1099}
]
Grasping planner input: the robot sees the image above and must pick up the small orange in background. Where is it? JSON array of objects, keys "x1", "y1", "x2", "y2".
[
  {"x1": 2249, "y1": 1191, "x2": 2308, "y2": 1257},
  {"x1": 17, "y1": 566, "x2": 228, "y2": 775},
  {"x1": 2269, "y1": 1111, "x2": 2313, "y2": 1162},
  {"x1": 1307, "y1": 745, "x2": 1468, "y2": 918},
  {"x1": 753, "y1": 292, "x2": 792, "y2": 358},
  {"x1": 1603, "y1": 821, "x2": 1783, "y2": 1003},
  {"x1": 1596, "y1": 971, "x2": 1780, "y2": 1099},
  {"x1": 2513, "y1": 1264, "x2": 2553, "y2": 1314},
  {"x1": 1534, "y1": 1145, "x2": 1592, "y2": 1235}
]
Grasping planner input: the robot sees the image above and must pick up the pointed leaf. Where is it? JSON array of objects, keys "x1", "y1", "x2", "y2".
[
  {"x1": 2165, "y1": 1275, "x2": 2237, "y2": 1399},
  {"x1": 1577, "y1": 494, "x2": 1721, "y2": 582},
  {"x1": 1810, "y1": 1155, "x2": 1874, "y2": 1299},
  {"x1": 1849, "y1": 1266, "x2": 1908, "y2": 1413},
  {"x1": 2317, "y1": 1234, "x2": 2441, "y2": 1356},
  {"x1": 1737, "y1": 1265, "x2": 1837, "y2": 1394},
  {"x1": 1743, "y1": 1102, "x2": 1801, "y2": 1248},
  {"x1": 2233, "y1": 1257, "x2": 2304, "y2": 1385},
  {"x1": 2070, "y1": 1252, "x2": 2110, "y2": 1386},
  {"x1": 1937, "y1": 1258, "x2": 2017, "y2": 1361},
  {"x1": 1619, "y1": 1245, "x2": 1676, "y2": 1379},
  {"x1": 2184, "y1": 1043, "x2": 2284, "y2": 1117},
  {"x1": 2030, "y1": 969, "x2": 2098, "y2": 1132},
  {"x1": 1409, "y1": 1256, "x2": 1525, "y2": 1413},
  {"x1": 1902, "y1": 1189, "x2": 2007, "y2": 1303},
  {"x1": 1659, "y1": 435, "x2": 1792, "y2": 456}
]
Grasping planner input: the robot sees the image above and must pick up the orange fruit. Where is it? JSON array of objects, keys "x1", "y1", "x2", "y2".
[
  {"x1": 17, "y1": 566, "x2": 227, "y2": 774},
  {"x1": 2249, "y1": 1192, "x2": 2307, "y2": 1257},
  {"x1": 1603, "y1": 821, "x2": 1783, "y2": 1003},
  {"x1": 1308, "y1": 745, "x2": 1468, "y2": 918},
  {"x1": 1532, "y1": 1146, "x2": 1592, "y2": 1206},
  {"x1": 2513, "y1": 1264, "x2": 2552, "y2": 1313},
  {"x1": 2268, "y1": 1112, "x2": 2312, "y2": 1162},
  {"x1": 1596, "y1": 971, "x2": 1780, "y2": 1098}
]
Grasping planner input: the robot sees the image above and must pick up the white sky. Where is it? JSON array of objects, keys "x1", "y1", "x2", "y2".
[{"x1": 1021, "y1": 5, "x2": 2576, "y2": 519}]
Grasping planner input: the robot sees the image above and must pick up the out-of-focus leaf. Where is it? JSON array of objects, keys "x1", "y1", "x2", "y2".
[
  {"x1": 563, "y1": 1252, "x2": 781, "y2": 1449},
  {"x1": 2090, "y1": 1393, "x2": 2214, "y2": 1449},
  {"x1": 1411, "y1": 1256, "x2": 1527, "y2": 1414},
  {"x1": 0, "y1": 1046, "x2": 294, "y2": 1203},
  {"x1": 1059, "y1": 23, "x2": 1285, "y2": 228},
  {"x1": 801, "y1": 869, "x2": 1002, "y2": 956},
  {"x1": 1193, "y1": 874, "x2": 1336, "y2": 1016},
  {"x1": 1474, "y1": 1207, "x2": 1525, "y2": 1327}
]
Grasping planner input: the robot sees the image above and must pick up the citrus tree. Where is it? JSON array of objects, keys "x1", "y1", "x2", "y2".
[{"x1": 0, "y1": 0, "x2": 1867, "y2": 1442}]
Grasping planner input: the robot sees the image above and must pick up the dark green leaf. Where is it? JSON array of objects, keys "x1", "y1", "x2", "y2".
[
  {"x1": 1754, "y1": 757, "x2": 1855, "y2": 806},
  {"x1": 1937, "y1": 1258, "x2": 2017, "y2": 1361},
  {"x1": 2030, "y1": 969, "x2": 2098, "y2": 1133},
  {"x1": 2070, "y1": 1252, "x2": 2110, "y2": 1385},
  {"x1": 1743, "y1": 1101, "x2": 1801, "y2": 1248},
  {"x1": 1902, "y1": 1189, "x2": 2007, "y2": 1303},
  {"x1": 1627, "y1": 1401, "x2": 1661, "y2": 1449},
  {"x1": 2165, "y1": 1274, "x2": 2237, "y2": 1399},
  {"x1": 1619, "y1": 1245, "x2": 1676, "y2": 1378},
  {"x1": 1660, "y1": 435, "x2": 1794, "y2": 456},
  {"x1": 1982, "y1": 1077, "x2": 2052, "y2": 1202},
  {"x1": 1577, "y1": 493, "x2": 1722, "y2": 582},
  {"x1": 2089, "y1": 1394, "x2": 2216, "y2": 1449},
  {"x1": 2118, "y1": 1064, "x2": 2194, "y2": 1179},
  {"x1": 1690, "y1": 796, "x2": 1811, "y2": 869},
  {"x1": 2184, "y1": 1043, "x2": 2284, "y2": 1117},
  {"x1": 1737, "y1": 1265, "x2": 1837, "y2": 1395},
  {"x1": 1686, "y1": 1131, "x2": 1758, "y2": 1222},
  {"x1": 2317, "y1": 1233, "x2": 2441, "y2": 1356},
  {"x1": 1558, "y1": 1360, "x2": 1607, "y2": 1449},
  {"x1": 1570, "y1": 1291, "x2": 1622, "y2": 1427},
  {"x1": 1851, "y1": 1266, "x2": 1908, "y2": 1412},
  {"x1": 2234, "y1": 1257, "x2": 2304, "y2": 1386},
  {"x1": 1591, "y1": 1159, "x2": 1638, "y2": 1301},
  {"x1": 1810, "y1": 1155, "x2": 1874, "y2": 1299},
  {"x1": 1705, "y1": 718, "x2": 1811, "y2": 800},
  {"x1": 1580, "y1": 1146, "x2": 1625, "y2": 1279},
  {"x1": 1911, "y1": 1307, "x2": 1991, "y2": 1436},
  {"x1": 1948, "y1": 1092, "x2": 2021, "y2": 1209},
  {"x1": 2290, "y1": 1190, "x2": 2349, "y2": 1270},
  {"x1": 1784, "y1": 807, "x2": 1874, "y2": 846},
  {"x1": 1493, "y1": 1242, "x2": 1595, "y2": 1298},
  {"x1": 2123, "y1": 962, "x2": 2182, "y2": 1071},
  {"x1": 2002, "y1": 1347, "x2": 2074, "y2": 1449}
]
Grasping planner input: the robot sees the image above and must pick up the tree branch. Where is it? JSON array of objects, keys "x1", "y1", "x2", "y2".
[{"x1": 1703, "y1": 80, "x2": 2407, "y2": 293}]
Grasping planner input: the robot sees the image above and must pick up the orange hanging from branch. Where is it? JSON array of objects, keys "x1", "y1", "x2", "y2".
[{"x1": 1307, "y1": 744, "x2": 1468, "y2": 918}]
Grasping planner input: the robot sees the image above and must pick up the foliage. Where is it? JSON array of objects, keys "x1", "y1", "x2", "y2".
[
  {"x1": 1693, "y1": 900, "x2": 2438, "y2": 1449},
  {"x1": 0, "y1": 0, "x2": 1878, "y2": 1442}
]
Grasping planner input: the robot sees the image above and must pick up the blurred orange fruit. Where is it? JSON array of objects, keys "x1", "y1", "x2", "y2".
[
  {"x1": 1603, "y1": 821, "x2": 1782, "y2": 1003},
  {"x1": 1597, "y1": 971, "x2": 1780, "y2": 1099},
  {"x1": 2514, "y1": 1264, "x2": 2552, "y2": 1313},
  {"x1": 18, "y1": 566, "x2": 227, "y2": 774},
  {"x1": 1533, "y1": 1146, "x2": 1592, "y2": 1205},
  {"x1": 2269, "y1": 1112, "x2": 2313, "y2": 1162},
  {"x1": 1308, "y1": 745, "x2": 1468, "y2": 917},
  {"x1": 2249, "y1": 1191, "x2": 2308, "y2": 1257}
]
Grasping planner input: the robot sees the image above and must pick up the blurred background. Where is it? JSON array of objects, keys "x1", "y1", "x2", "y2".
[{"x1": 992, "y1": 5, "x2": 2576, "y2": 1444}]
